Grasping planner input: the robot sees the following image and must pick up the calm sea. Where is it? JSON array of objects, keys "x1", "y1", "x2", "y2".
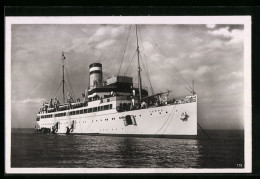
[{"x1": 11, "y1": 129, "x2": 244, "y2": 168}]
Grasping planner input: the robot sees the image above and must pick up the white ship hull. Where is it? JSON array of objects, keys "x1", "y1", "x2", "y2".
[{"x1": 37, "y1": 99, "x2": 197, "y2": 136}]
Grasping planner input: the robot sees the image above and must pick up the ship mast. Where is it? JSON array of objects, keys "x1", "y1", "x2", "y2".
[
  {"x1": 62, "y1": 52, "x2": 66, "y2": 103},
  {"x1": 136, "y1": 25, "x2": 142, "y2": 102}
]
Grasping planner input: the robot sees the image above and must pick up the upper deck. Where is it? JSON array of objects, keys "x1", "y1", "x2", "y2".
[{"x1": 36, "y1": 94, "x2": 197, "y2": 121}]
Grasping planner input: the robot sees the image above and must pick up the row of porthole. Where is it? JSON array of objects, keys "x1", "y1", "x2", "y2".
[
  {"x1": 43, "y1": 111, "x2": 161, "y2": 125},
  {"x1": 151, "y1": 109, "x2": 163, "y2": 113},
  {"x1": 99, "y1": 128, "x2": 124, "y2": 131},
  {"x1": 119, "y1": 115, "x2": 141, "y2": 119},
  {"x1": 91, "y1": 117, "x2": 117, "y2": 122},
  {"x1": 150, "y1": 111, "x2": 168, "y2": 115}
]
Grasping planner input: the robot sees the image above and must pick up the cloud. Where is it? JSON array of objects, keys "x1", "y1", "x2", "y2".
[
  {"x1": 92, "y1": 25, "x2": 126, "y2": 40},
  {"x1": 196, "y1": 65, "x2": 220, "y2": 76},
  {"x1": 227, "y1": 81, "x2": 243, "y2": 91},
  {"x1": 94, "y1": 27, "x2": 107, "y2": 37},
  {"x1": 206, "y1": 24, "x2": 216, "y2": 29},
  {"x1": 208, "y1": 27, "x2": 232, "y2": 37},
  {"x1": 219, "y1": 71, "x2": 243, "y2": 81},
  {"x1": 141, "y1": 41, "x2": 154, "y2": 52},
  {"x1": 12, "y1": 98, "x2": 46, "y2": 104},
  {"x1": 150, "y1": 53, "x2": 165, "y2": 62},
  {"x1": 208, "y1": 27, "x2": 244, "y2": 44},
  {"x1": 95, "y1": 39, "x2": 116, "y2": 49}
]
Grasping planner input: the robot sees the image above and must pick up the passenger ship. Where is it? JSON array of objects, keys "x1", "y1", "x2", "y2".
[{"x1": 35, "y1": 25, "x2": 197, "y2": 136}]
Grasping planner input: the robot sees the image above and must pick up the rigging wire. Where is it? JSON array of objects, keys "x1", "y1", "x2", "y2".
[
  {"x1": 117, "y1": 25, "x2": 132, "y2": 75},
  {"x1": 138, "y1": 26, "x2": 154, "y2": 95},
  {"x1": 100, "y1": 25, "x2": 134, "y2": 65},
  {"x1": 140, "y1": 52, "x2": 166, "y2": 93},
  {"x1": 48, "y1": 60, "x2": 62, "y2": 100},
  {"x1": 145, "y1": 53, "x2": 183, "y2": 86},
  {"x1": 65, "y1": 64, "x2": 75, "y2": 99},
  {"x1": 91, "y1": 25, "x2": 109, "y2": 63},
  {"x1": 125, "y1": 51, "x2": 136, "y2": 76},
  {"x1": 143, "y1": 25, "x2": 191, "y2": 89},
  {"x1": 54, "y1": 80, "x2": 63, "y2": 97},
  {"x1": 143, "y1": 25, "x2": 194, "y2": 92},
  {"x1": 106, "y1": 25, "x2": 129, "y2": 75},
  {"x1": 139, "y1": 52, "x2": 155, "y2": 95},
  {"x1": 64, "y1": 81, "x2": 72, "y2": 101}
]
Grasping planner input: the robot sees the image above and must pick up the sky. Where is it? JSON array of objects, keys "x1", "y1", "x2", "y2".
[{"x1": 10, "y1": 23, "x2": 245, "y2": 129}]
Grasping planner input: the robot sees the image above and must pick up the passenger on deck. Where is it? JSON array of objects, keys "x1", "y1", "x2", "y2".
[
  {"x1": 49, "y1": 99, "x2": 53, "y2": 108},
  {"x1": 141, "y1": 101, "x2": 147, "y2": 109},
  {"x1": 132, "y1": 90, "x2": 136, "y2": 96}
]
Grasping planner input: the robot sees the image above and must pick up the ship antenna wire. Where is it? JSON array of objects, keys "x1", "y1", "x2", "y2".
[
  {"x1": 118, "y1": 25, "x2": 132, "y2": 75},
  {"x1": 143, "y1": 25, "x2": 194, "y2": 93},
  {"x1": 106, "y1": 25, "x2": 129, "y2": 75}
]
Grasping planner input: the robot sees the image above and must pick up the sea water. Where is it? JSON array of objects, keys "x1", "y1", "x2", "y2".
[{"x1": 11, "y1": 129, "x2": 244, "y2": 168}]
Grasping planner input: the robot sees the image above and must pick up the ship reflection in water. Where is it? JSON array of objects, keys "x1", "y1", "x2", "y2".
[{"x1": 11, "y1": 129, "x2": 244, "y2": 168}]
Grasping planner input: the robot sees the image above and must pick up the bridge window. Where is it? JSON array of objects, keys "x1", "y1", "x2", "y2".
[
  {"x1": 84, "y1": 109, "x2": 88, "y2": 113},
  {"x1": 93, "y1": 107, "x2": 97, "y2": 112}
]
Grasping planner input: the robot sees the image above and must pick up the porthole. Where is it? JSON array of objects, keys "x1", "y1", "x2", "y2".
[{"x1": 166, "y1": 111, "x2": 168, "y2": 113}]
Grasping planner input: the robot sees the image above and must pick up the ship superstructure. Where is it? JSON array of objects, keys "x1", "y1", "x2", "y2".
[{"x1": 35, "y1": 25, "x2": 197, "y2": 136}]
